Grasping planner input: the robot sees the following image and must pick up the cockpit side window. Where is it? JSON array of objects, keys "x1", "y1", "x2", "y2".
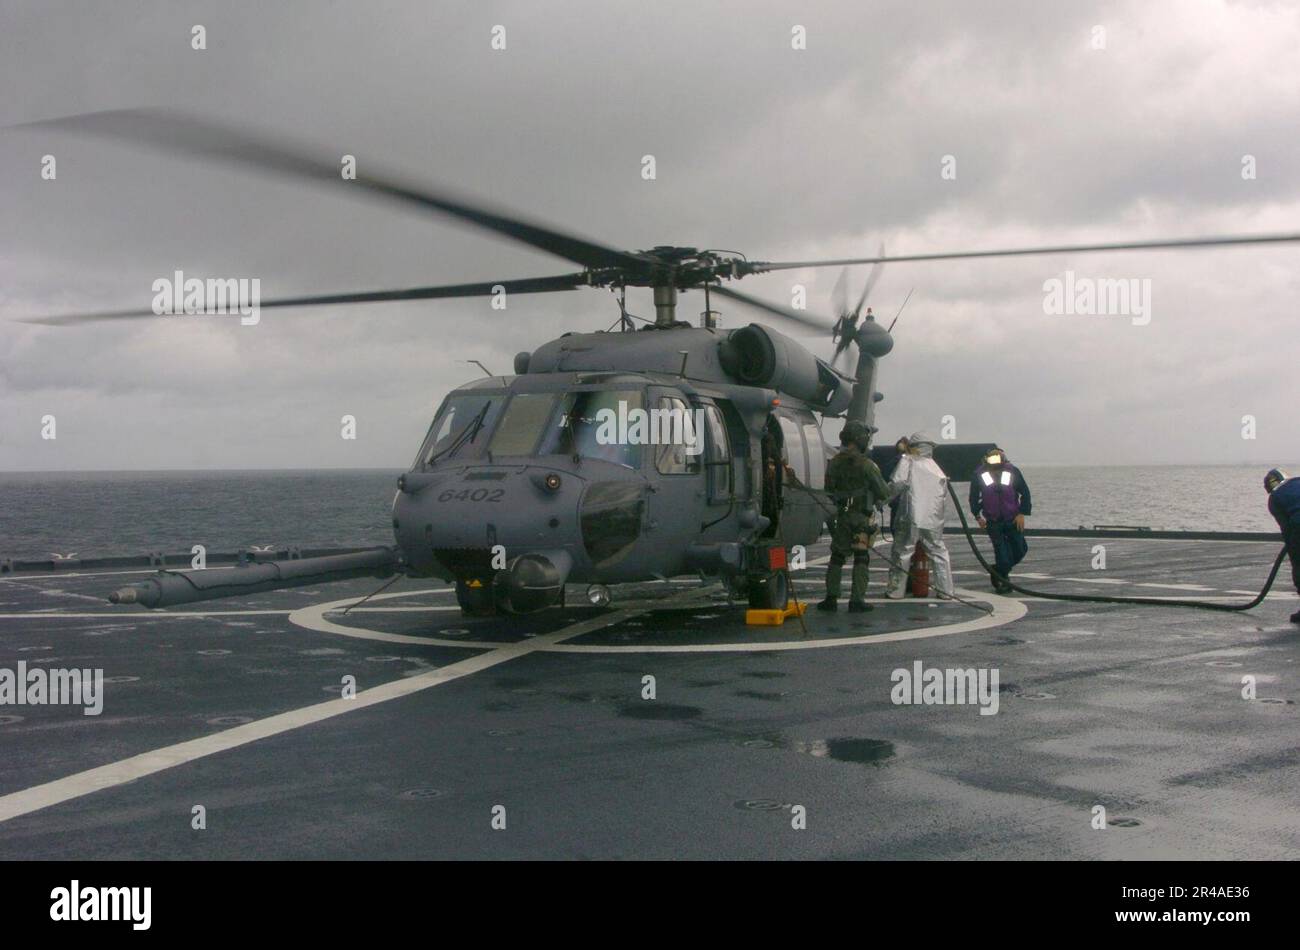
[{"x1": 538, "y1": 389, "x2": 644, "y2": 469}]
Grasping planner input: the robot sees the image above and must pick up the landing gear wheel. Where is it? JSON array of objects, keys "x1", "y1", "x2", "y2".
[
  {"x1": 747, "y1": 571, "x2": 789, "y2": 610},
  {"x1": 455, "y1": 579, "x2": 497, "y2": 617}
]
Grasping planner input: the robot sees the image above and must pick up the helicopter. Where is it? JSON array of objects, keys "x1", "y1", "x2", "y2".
[{"x1": 14, "y1": 110, "x2": 1300, "y2": 616}]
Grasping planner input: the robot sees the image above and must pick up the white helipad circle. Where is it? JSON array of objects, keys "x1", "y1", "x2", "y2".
[
  {"x1": 288, "y1": 592, "x2": 499, "y2": 648},
  {"x1": 287, "y1": 587, "x2": 1025, "y2": 653}
]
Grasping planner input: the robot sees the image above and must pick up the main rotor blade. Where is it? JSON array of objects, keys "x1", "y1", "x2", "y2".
[
  {"x1": 750, "y1": 232, "x2": 1300, "y2": 272},
  {"x1": 12, "y1": 109, "x2": 647, "y2": 273},
  {"x1": 17, "y1": 274, "x2": 587, "y2": 326},
  {"x1": 711, "y1": 283, "x2": 835, "y2": 333},
  {"x1": 830, "y1": 268, "x2": 849, "y2": 318},
  {"x1": 853, "y1": 242, "x2": 886, "y2": 316}
]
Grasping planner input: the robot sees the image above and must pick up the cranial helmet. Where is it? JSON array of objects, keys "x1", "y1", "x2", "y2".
[{"x1": 840, "y1": 421, "x2": 868, "y2": 446}]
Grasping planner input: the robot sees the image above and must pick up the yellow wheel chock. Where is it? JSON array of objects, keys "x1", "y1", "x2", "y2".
[{"x1": 744, "y1": 600, "x2": 808, "y2": 626}]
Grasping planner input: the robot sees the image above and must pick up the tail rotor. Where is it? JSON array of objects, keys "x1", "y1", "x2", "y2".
[{"x1": 831, "y1": 242, "x2": 885, "y2": 372}]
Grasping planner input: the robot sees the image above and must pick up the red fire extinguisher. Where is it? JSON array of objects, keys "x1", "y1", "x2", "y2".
[{"x1": 909, "y1": 542, "x2": 931, "y2": 597}]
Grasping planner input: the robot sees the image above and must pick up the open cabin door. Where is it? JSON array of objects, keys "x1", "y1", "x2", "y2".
[{"x1": 769, "y1": 409, "x2": 826, "y2": 548}]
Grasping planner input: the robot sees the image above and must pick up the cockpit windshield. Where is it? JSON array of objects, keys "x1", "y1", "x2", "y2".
[
  {"x1": 487, "y1": 392, "x2": 558, "y2": 456},
  {"x1": 413, "y1": 393, "x2": 499, "y2": 468},
  {"x1": 415, "y1": 387, "x2": 646, "y2": 470}
]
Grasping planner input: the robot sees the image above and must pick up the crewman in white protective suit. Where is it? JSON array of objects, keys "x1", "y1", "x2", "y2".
[{"x1": 886, "y1": 432, "x2": 954, "y2": 598}]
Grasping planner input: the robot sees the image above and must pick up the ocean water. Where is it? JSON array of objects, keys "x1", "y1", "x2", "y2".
[
  {"x1": 1007, "y1": 465, "x2": 1290, "y2": 535},
  {"x1": 0, "y1": 470, "x2": 401, "y2": 561},
  {"x1": 0, "y1": 465, "x2": 1288, "y2": 560}
]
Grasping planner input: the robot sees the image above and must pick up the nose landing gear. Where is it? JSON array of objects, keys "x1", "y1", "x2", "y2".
[{"x1": 455, "y1": 578, "x2": 497, "y2": 617}]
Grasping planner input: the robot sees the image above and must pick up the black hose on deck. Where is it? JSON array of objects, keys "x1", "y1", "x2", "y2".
[{"x1": 946, "y1": 482, "x2": 1289, "y2": 613}]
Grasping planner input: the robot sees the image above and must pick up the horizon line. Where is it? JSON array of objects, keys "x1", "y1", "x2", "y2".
[{"x1": 3, "y1": 461, "x2": 1297, "y2": 475}]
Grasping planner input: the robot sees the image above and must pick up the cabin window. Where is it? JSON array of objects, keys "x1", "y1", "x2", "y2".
[
  {"x1": 654, "y1": 396, "x2": 702, "y2": 475},
  {"x1": 702, "y1": 403, "x2": 731, "y2": 502}
]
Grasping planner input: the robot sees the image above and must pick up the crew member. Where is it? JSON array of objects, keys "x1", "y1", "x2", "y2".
[
  {"x1": 1264, "y1": 468, "x2": 1300, "y2": 625},
  {"x1": 818, "y1": 421, "x2": 893, "y2": 613},
  {"x1": 879, "y1": 435, "x2": 909, "y2": 535},
  {"x1": 969, "y1": 446, "x2": 1032, "y2": 593},
  {"x1": 886, "y1": 432, "x2": 954, "y2": 599}
]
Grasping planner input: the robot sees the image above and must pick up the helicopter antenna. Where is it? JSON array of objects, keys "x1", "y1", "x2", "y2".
[
  {"x1": 887, "y1": 288, "x2": 914, "y2": 333},
  {"x1": 461, "y1": 359, "x2": 494, "y2": 377},
  {"x1": 603, "y1": 309, "x2": 652, "y2": 332},
  {"x1": 619, "y1": 284, "x2": 634, "y2": 332},
  {"x1": 604, "y1": 284, "x2": 642, "y2": 332}
]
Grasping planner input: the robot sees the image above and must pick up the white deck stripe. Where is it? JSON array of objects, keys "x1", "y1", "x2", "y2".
[
  {"x1": 0, "y1": 609, "x2": 296, "y2": 619},
  {"x1": 0, "y1": 606, "x2": 647, "y2": 825},
  {"x1": 540, "y1": 587, "x2": 1025, "y2": 653}
]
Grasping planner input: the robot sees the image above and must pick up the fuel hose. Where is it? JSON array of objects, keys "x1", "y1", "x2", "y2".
[
  {"x1": 780, "y1": 478, "x2": 1288, "y2": 614},
  {"x1": 944, "y1": 482, "x2": 1289, "y2": 613}
]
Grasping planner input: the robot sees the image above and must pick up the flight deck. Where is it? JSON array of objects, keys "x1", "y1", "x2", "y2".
[{"x1": 0, "y1": 534, "x2": 1295, "y2": 860}]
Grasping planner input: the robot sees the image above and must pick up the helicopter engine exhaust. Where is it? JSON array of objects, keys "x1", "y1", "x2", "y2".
[
  {"x1": 107, "y1": 548, "x2": 398, "y2": 608},
  {"x1": 718, "y1": 323, "x2": 865, "y2": 414},
  {"x1": 492, "y1": 550, "x2": 573, "y2": 613},
  {"x1": 719, "y1": 324, "x2": 819, "y2": 392}
]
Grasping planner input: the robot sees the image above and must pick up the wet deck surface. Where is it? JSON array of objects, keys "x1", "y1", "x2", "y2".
[{"x1": 0, "y1": 536, "x2": 1296, "y2": 859}]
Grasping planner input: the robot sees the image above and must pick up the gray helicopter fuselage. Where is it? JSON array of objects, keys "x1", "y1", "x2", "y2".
[{"x1": 391, "y1": 325, "x2": 851, "y2": 600}]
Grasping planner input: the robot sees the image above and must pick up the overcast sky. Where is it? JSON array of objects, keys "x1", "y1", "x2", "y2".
[{"x1": 2, "y1": 0, "x2": 1297, "y2": 470}]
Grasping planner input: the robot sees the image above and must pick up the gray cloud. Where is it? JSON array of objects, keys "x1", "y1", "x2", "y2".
[{"x1": 2, "y1": 0, "x2": 1297, "y2": 469}]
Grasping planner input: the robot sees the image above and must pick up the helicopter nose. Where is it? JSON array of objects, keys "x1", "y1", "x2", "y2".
[
  {"x1": 494, "y1": 550, "x2": 573, "y2": 612},
  {"x1": 392, "y1": 467, "x2": 582, "y2": 575}
]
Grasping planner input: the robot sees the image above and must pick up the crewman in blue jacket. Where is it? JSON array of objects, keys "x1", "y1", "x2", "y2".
[
  {"x1": 970, "y1": 447, "x2": 1033, "y2": 593},
  {"x1": 1264, "y1": 468, "x2": 1300, "y2": 624}
]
